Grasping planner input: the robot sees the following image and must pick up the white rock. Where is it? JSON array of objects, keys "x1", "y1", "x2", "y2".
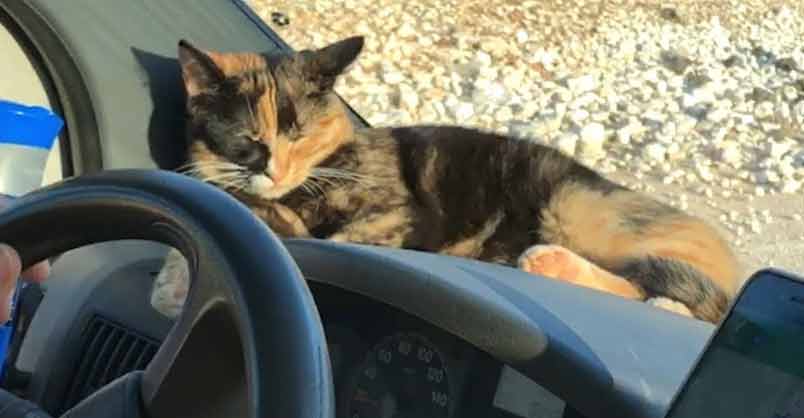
[
  {"x1": 755, "y1": 101, "x2": 775, "y2": 119},
  {"x1": 503, "y1": 71, "x2": 525, "y2": 90},
  {"x1": 750, "y1": 219, "x2": 762, "y2": 234},
  {"x1": 616, "y1": 126, "x2": 634, "y2": 145},
  {"x1": 643, "y1": 110, "x2": 666, "y2": 126},
  {"x1": 577, "y1": 122, "x2": 607, "y2": 160},
  {"x1": 398, "y1": 84, "x2": 419, "y2": 111},
  {"x1": 398, "y1": 22, "x2": 416, "y2": 38},
  {"x1": 707, "y1": 107, "x2": 731, "y2": 123},
  {"x1": 383, "y1": 71, "x2": 406, "y2": 84},
  {"x1": 779, "y1": 161, "x2": 796, "y2": 178},
  {"x1": 569, "y1": 109, "x2": 590, "y2": 124},
  {"x1": 781, "y1": 180, "x2": 802, "y2": 194},
  {"x1": 473, "y1": 51, "x2": 493, "y2": 68},
  {"x1": 643, "y1": 142, "x2": 667, "y2": 162},
  {"x1": 668, "y1": 75, "x2": 685, "y2": 90},
  {"x1": 516, "y1": 30, "x2": 529, "y2": 44},
  {"x1": 495, "y1": 106, "x2": 514, "y2": 123},
  {"x1": 697, "y1": 163, "x2": 715, "y2": 182},
  {"x1": 768, "y1": 141, "x2": 792, "y2": 159},
  {"x1": 555, "y1": 133, "x2": 579, "y2": 156},
  {"x1": 683, "y1": 89, "x2": 717, "y2": 107},
  {"x1": 783, "y1": 85, "x2": 799, "y2": 101},
  {"x1": 794, "y1": 101, "x2": 804, "y2": 125},
  {"x1": 473, "y1": 80, "x2": 508, "y2": 104},
  {"x1": 720, "y1": 141, "x2": 742, "y2": 166},
  {"x1": 453, "y1": 102, "x2": 475, "y2": 121},
  {"x1": 556, "y1": 88, "x2": 573, "y2": 102},
  {"x1": 567, "y1": 74, "x2": 598, "y2": 95}
]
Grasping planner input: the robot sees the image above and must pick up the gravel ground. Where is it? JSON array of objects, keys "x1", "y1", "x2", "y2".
[{"x1": 248, "y1": 0, "x2": 804, "y2": 282}]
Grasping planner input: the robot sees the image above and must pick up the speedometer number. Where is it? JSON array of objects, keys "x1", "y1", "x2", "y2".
[
  {"x1": 427, "y1": 367, "x2": 444, "y2": 383},
  {"x1": 377, "y1": 349, "x2": 392, "y2": 364},
  {"x1": 398, "y1": 340, "x2": 412, "y2": 355},
  {"x1": 417, "y1": 346, "x2": 434, "y2": 363},
  {"x1": 432, "y1": 391, "x2": 449, "y2": 408}
]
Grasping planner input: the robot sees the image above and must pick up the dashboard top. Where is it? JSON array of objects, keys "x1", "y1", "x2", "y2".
[{"x1": 17, "y1": 239, "x2": 715, "y2": 418}]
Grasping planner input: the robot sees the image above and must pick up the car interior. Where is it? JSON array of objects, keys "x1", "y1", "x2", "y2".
[{"x1": 0, "y1": 1, "x2": 728, "y2": 418}]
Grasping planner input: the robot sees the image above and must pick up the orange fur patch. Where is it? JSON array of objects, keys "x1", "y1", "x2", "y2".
[
  {"x1": 262, "y1": 107, "x2": 355, "y2": 198},
  {"x1": 519, "y1": 244, "x2": 644, "y2": 299},
  {"x1": 540, "y1": 183, "x2": 740, "y2": 296},
  {"x1": 189, "y1": 50, "x2": 279, "y2": 144}
]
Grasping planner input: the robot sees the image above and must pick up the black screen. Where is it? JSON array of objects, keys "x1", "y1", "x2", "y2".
[{"x1": 666, "y1": 271, "x2": 804, "y2": 418}]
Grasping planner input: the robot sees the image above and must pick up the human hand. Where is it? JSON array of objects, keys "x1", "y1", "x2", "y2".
[
  {"x1": 0, "y1": 196, "x2": 50, "y2": 323},
  {"x1": 0, "y1": 245, "x2": 49, "y2": 323}
]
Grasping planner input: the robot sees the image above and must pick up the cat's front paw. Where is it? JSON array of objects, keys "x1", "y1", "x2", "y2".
[
  {"x1": 259, "y1": 203, "x2": 311, "y2": 238},
  {"x1": 150, "y1": 248, "x2": 190, "y2": 319},
  {"x1": 518, "y1": 245, "x2": 588, "y2": 283}
]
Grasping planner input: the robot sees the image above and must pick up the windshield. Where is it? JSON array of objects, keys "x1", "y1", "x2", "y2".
[{"x1": 251, "y1": 0, "x2": 804, "y2": 276}]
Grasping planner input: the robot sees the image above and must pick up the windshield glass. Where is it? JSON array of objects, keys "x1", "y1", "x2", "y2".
[{"x1": 251, "y1": 0, "x2": 804, "y2": 275}]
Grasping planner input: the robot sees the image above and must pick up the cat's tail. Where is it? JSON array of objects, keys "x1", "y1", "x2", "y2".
[
  {"x1": 538, "y1": 182, "x2": 742, "y2": 324},
  {"x1": 616, "y1": 256, "x2": 733, "y2": 323}
]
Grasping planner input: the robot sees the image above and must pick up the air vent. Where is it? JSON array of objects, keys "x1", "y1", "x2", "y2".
[{"x1": 60, "y1": 315, "x2": 160, "y2": 412}]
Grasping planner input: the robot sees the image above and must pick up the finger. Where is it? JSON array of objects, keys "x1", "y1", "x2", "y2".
[
  {"x1": 22, "y1": 260, "x2": 50, "y2": 283},
  {"x1": 0, "y1": 244, "x2": 22, "y2": 323}
]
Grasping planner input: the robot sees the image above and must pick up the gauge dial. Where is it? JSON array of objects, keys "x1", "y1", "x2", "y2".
[{"x1": 343, "y1": 333, "x2": 453, "y2": 418}]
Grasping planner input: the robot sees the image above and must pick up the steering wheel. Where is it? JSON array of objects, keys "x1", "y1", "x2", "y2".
[{"x1": 0, "y1": 170, "x2": 334, "y2": 418}]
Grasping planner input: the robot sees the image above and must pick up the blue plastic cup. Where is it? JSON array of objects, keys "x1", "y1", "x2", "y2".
[
  {"x1": 0, "y1": 99, "x2": 64, "y2": 196},
  {"x1": 0, "y1": 99, "x2": 63, "y2": 378}
]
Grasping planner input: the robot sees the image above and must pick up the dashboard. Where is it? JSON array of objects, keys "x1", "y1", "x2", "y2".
[
  {"x1": 311, "y1": 282, "x2": 568, "y2": 418},
  {"x1": 4, "y1": 240, "x2": 574, "y2": 418}
]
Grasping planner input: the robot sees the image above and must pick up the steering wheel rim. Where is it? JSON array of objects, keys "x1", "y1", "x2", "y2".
[{"x1": 0, "y1": 169, "x2": 334, "y2": 418}]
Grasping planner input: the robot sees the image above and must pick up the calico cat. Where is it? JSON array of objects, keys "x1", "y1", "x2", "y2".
[{"x1": 150, "y1": 35, "x2": 742, "y2": 323}]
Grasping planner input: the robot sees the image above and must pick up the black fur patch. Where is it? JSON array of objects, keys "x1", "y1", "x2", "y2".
[{"x1": 616, "y1": 256, "x2": 730, "y2": 322}]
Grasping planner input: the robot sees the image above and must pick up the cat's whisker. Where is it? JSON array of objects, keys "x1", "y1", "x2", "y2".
[
  {"x1": 312, "y1": 167, "x2": 379, "y2": 185},
  {"x1": 217, "y1": 177, "x2": 249, "y2": 192},
  {"x1": 179, "y1": 162, "x2": 245, "y2": 178},
  {"x1": 177, "y1": 160, "x2": 242, "y2": 172},
  {"x1": 305, "y1": 178, "x2": 327, "y2": 197},
  {"x1": 309, "y1": 175, "x2": 339, "y2": 188},
  {"x1": 311, "y1": 172, "x2": 376, "y2": 189},
  {"x1": 233, "y1": 178, "x2": 251, "y2": 194},
  {"x1": 202, "y1": 176, "x2": 242, "y2": 184},
  {"x1": 199, "y1": 171, "x2": 245, "y2": 181},
  {"x1": 245, "y1": 97, "x2": 257, "y2": 129},
  {"x1": 299, "y1": 182, "x2": 316, "y2": 197}
]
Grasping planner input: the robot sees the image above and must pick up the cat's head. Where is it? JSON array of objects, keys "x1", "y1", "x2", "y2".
[{"x1": 177, "y1": 36, "x2": 363, "y2": 200}]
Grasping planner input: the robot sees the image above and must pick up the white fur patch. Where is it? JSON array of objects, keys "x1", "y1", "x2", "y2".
[
  {"x1": 646, "y1": 297, "x2": 693, "y2": 318},
  {"x1": 248, "y1": 174, "x2": 275, "y2": 194}
]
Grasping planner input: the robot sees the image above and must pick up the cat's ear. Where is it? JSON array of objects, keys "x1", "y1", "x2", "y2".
[
  {"x1": 177, "y1": 39, "x2": 226, "y2": 96},
  {"x1": 302, "y1": 36, "x2": 364, "y2": 91},
  {"x1": 314, "y1": 36, "x2": 364, "y2": 76}
]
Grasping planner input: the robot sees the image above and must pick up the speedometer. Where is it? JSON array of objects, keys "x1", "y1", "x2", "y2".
[{"x1": 342, "y1": 333, "x2": 453, "y2": 418}]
